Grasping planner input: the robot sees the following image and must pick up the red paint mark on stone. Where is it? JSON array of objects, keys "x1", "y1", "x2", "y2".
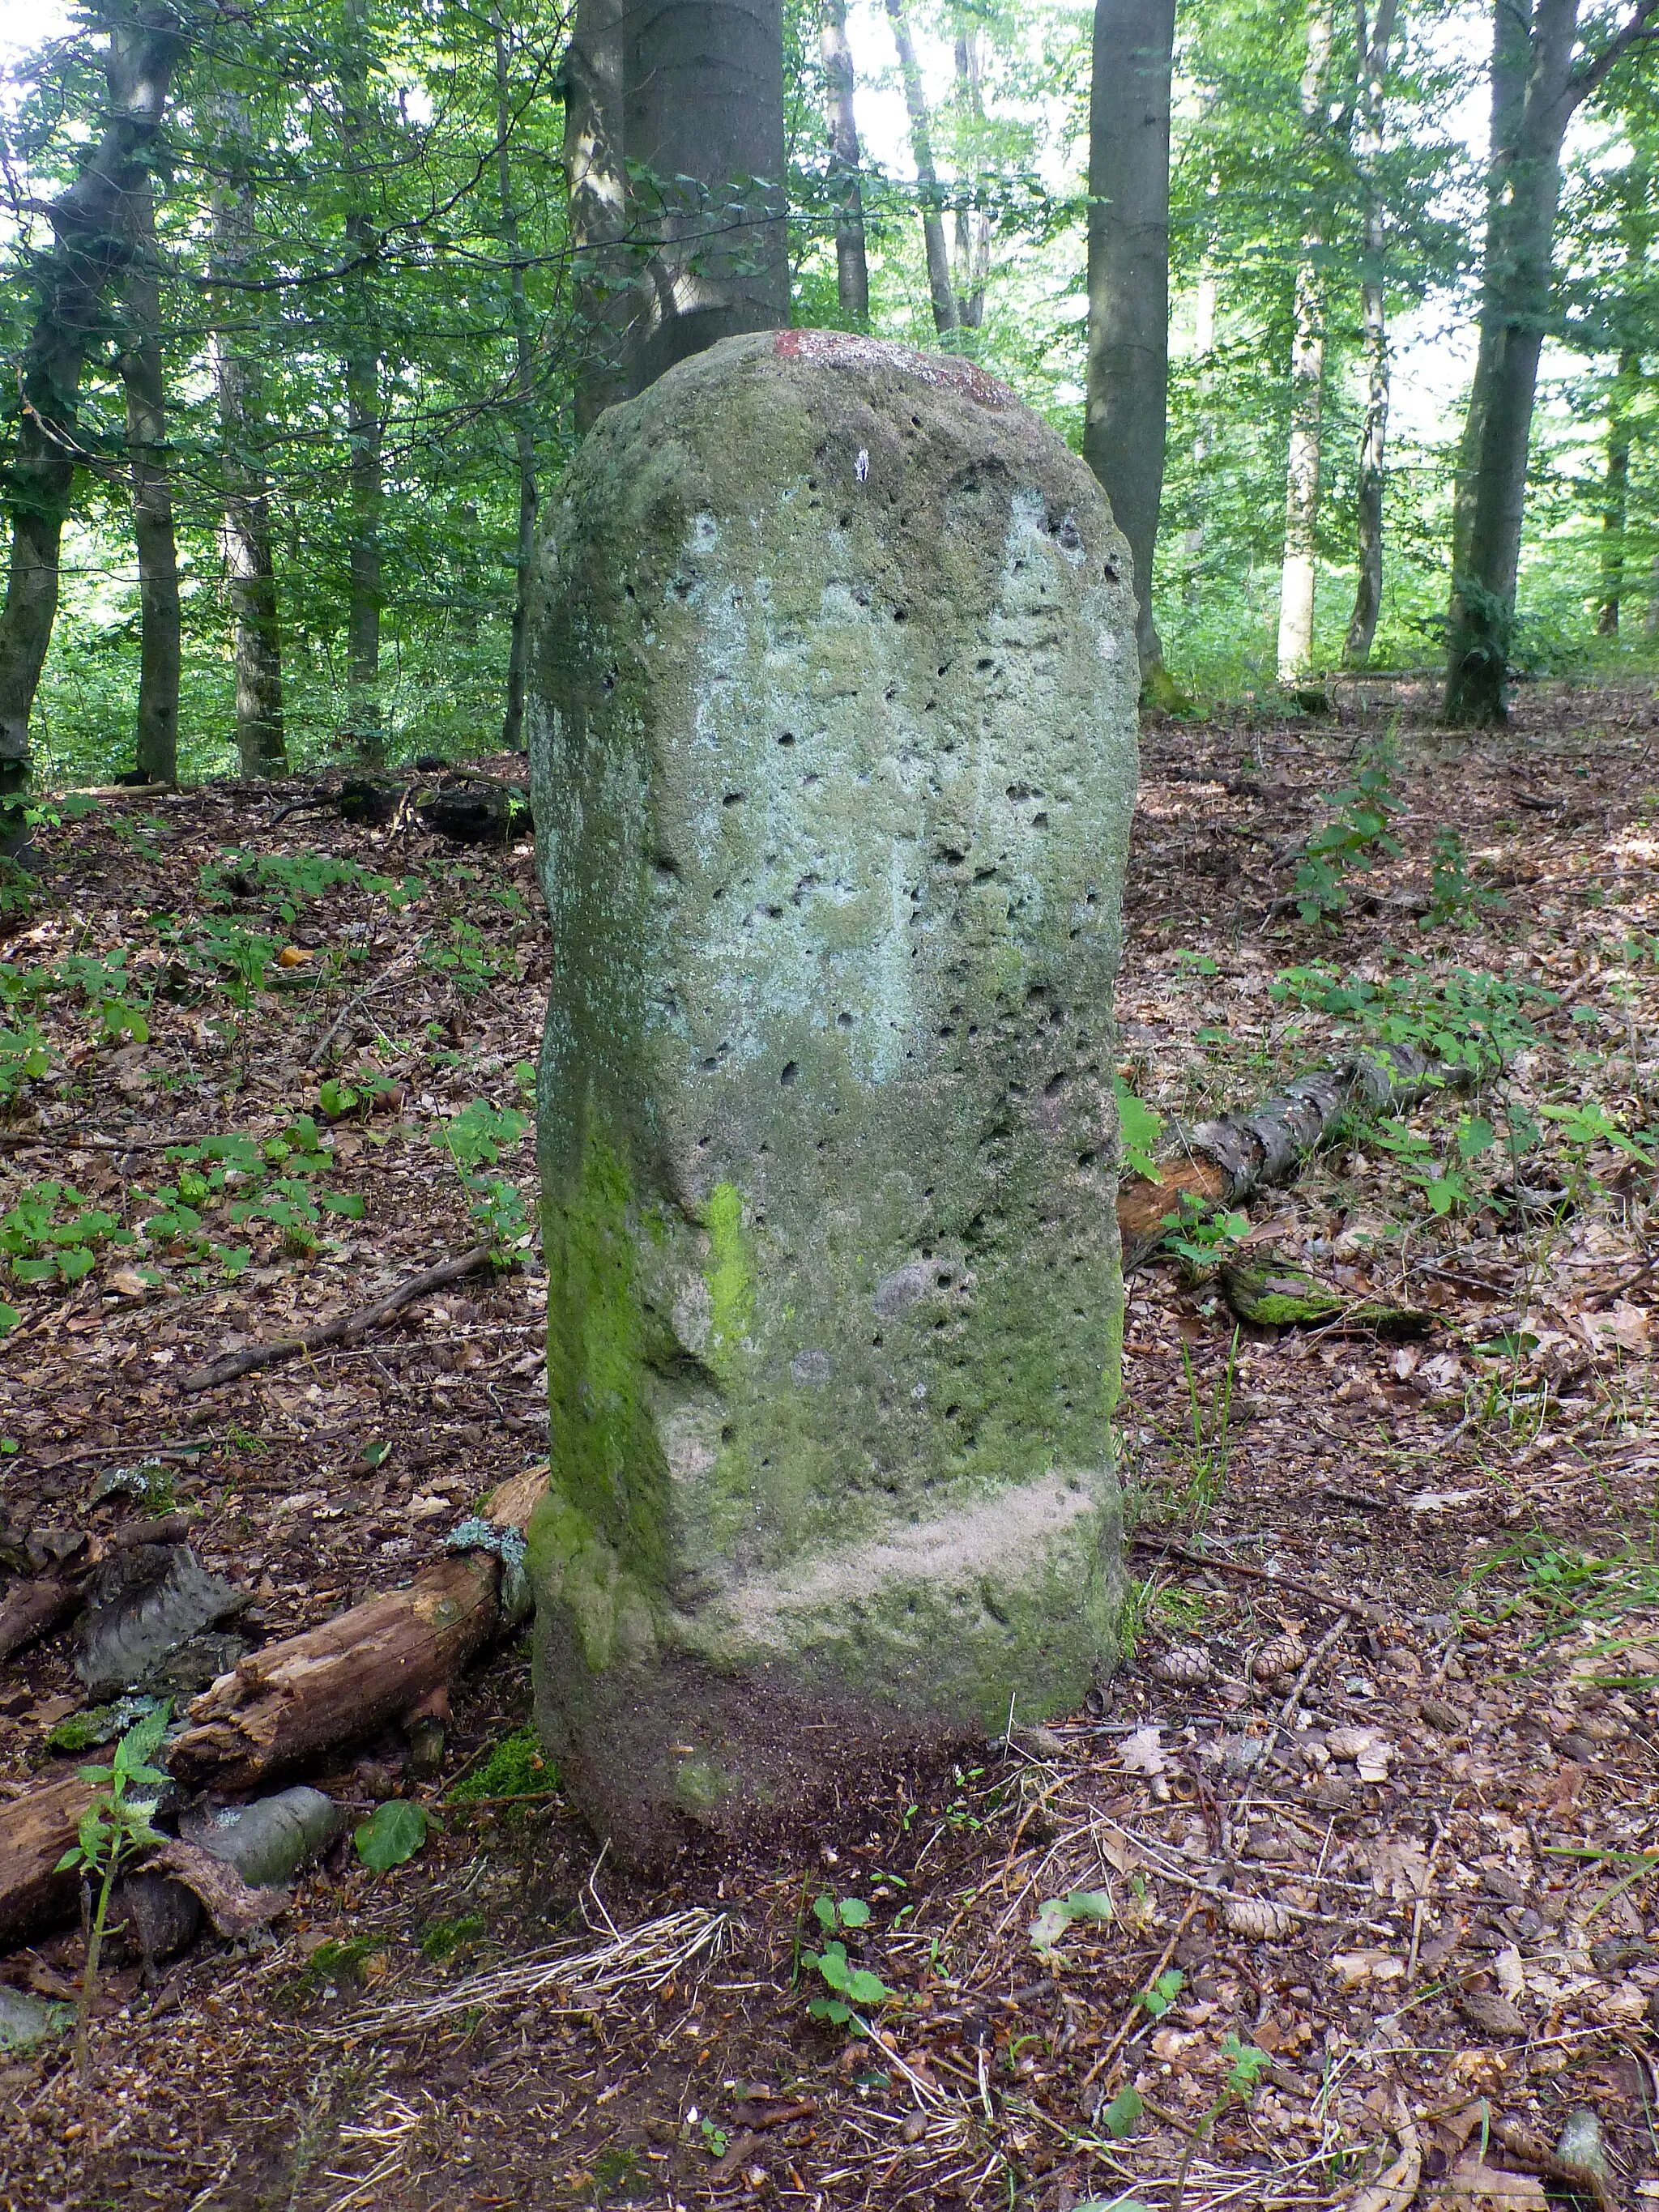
[{"x1": 774, "y1": 328, "x2": 1013, "y2": 410}]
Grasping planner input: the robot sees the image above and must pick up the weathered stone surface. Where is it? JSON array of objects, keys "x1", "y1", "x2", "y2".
[{"x1": 527, "y1": 329, "x2": 1138, "y2": 1860}]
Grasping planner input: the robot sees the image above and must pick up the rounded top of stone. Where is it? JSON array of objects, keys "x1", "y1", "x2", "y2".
[{"x1": 771, "y1": 329, "x2": 1015, "y2": 412}]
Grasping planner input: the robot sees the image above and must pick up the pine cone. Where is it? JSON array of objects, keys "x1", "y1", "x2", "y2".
[
  {"x1": 1252, "y1": 1632, "x2": 1307, "y2": 1681},
  {"x1": 1222, "y1": 1896, "x2": 1292, "y2": 1941},
  {"x1": 1149, "y1": 1645, "x2": 1213, "y2": 1687}
]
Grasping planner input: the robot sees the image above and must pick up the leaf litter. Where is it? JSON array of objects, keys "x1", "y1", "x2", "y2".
[{"x1": 0, "y1": 687, "x2": 1654, "y2": 2206}]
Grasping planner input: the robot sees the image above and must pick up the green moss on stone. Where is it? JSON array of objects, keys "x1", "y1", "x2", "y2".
[
  {"x1": 541, "y1": 1117, "x2": 669, "y2": 1583},
  {"x1": 702, "y1": 1181, "x2": 753, "y2": 1364}
]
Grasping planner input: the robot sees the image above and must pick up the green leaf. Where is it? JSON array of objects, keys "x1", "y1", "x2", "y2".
[
  {"x1": 808, "y1": 1996, "x2": 851, "y2": 2023},
  {"x1": 844, "y1": 1967, "x2": 891, "y2": 2005},
  {"x1": 0, "y1": 1306, "x2": 19, "y2": 1340},
  {"x1": 354, "y1": 1799, "x2": 431, "y2": 1872},
  {"x1": 1101, "y1": 2084, "x2": 1145, "y2": 2139},
  {"x1": 1030, "y1": 1888, "x2": 1114, "y2": 1958},
  {"x1": 1114, "y1": 1078, "x2": 1163, "y2": 1182},
  {"x1": 836, "y1": 1897, "x2": 872, "y2": 1928},
  {"x1": 808, "y1": 1942, "x2": 851, "y2": 1993},
  {"x1": 1135, "y1": 1967, "x2": 1183, "y2": 2018},
  {"x1": 812, "y1": 1894, "x2": 838, "y2": 1933}
]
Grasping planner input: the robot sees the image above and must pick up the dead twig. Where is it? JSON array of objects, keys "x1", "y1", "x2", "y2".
[
  {"x1": 177, "y1": 1244, "x2": 492, "y2": 1393},
  {"x1": 1129, "y1": 1536, "x2": 1372, "y2": 1621}
]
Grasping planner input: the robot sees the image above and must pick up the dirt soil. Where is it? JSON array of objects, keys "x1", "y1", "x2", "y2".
[{"x1": 1, "y1": 679, "x2": 1657, "y2": 2212}]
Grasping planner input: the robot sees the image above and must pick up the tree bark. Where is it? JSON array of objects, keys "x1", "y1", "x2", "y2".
[
  {"x1": 1597, "y1": 351, "x2": 1636, "y2": 635},
  {"x1": 952, "y1": 32, "x2": 990, "y2": 330},
  {"x1": 1083, "y1": 0, "x2": 1176, "y2": 687},
  {"x1": 209, "y1": 98, "x2": 287, "y2": 779},
  {"x1": 1275, "y1": 1, "x2": 1335, "y2": 687},
  {"x1": 1443, "y1": 0, "x2": 1659, "y2": 726},
  {"x1": 563, "y1": 0, "x2": 632, "y2": 430},
  {"x1": 1342, "y1": 0, "x2": 1400, "y2": 670},
  {"x1": 117, "y1": 171, "x2": 180, "y2": 787},
  {"x1": 885, "y1": 0, "x2": 960, "y2": 337},
  {"x1": 341, "y1": 0, "x2": 384, "y2": 766},
  {"x1": 622, "y1": 0, "x2": 789, "y2": 394},
  {"x1": 495, "y1": 13, "x2": 539, "y2": 752},
  {"x1": 0, "y1": 4, "x2": 183, "y2": 837},
  {"x1": 821, "y1": 0, "x2": 870, "y2": 322}
]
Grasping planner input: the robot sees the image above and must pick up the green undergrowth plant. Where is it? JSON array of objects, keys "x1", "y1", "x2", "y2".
[
  {"x1": 1424, "y1": 827, "x2": 1504, "y2": 929},
  {"x1": 433, "y1": 1101, "x2": 530, "y2": 1260},
  {"x1": 0, "y1": 1116, "x2": 365, "y2": 1294},
  {"x1": 1463, "y1": 1534, "x2": 1659, "y2": 1663},
  {"x1": 801, "y1": 1894, "x2": 892, "y2": 2027},
  {"x1": 56, "y1": 1701, "x2": 170, "y2": 2081},
  {"x1": 1269, "y1": 957, "x2": 1550, "y2": 1076},
  {"x1": 201, "y1": 849, "x2": 424, "y2": 922},
  {"x1": 1294, "y1": 748, "x2": 1400, "y2": 926}
]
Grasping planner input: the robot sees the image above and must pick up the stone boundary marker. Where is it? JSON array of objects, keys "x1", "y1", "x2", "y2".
[{"x1": 526, "y1": 328, "x2": 1139, "y2": 1861}]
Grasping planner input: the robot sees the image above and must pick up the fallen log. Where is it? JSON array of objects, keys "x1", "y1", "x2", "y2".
[
  {"x1": 0, "y1": 1775, "x2": 99, "y2": 1950},
  {"x1": 1116, "y1": 1042, "x2": 1469, "y2": 1267},
  {"x1": 0, "y1": 1579, "x2": 82, "y2": 1664},
  {"x1": 0, "y1": 1470, "x2": 544, "y2": 1950},
  {"x1": 167, "y1": 1466, "x2": 544, "y2": 1791},
  {"x1": 177, "y1": 1242, "x2": 492, "y2": 1394}
]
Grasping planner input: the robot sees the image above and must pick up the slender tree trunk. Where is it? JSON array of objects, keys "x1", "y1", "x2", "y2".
[
  {"x1": 1342, "y1": 0, "x2": 1400, "y2": 670},
  {"x1": 1275, "y1": 1, "x2": 1334, "y2": 687},
  {"x1": 341, "y1": 0, "x2": 383, "y2": 766},
  {"x1": 1083, "y1": 0, "x2": 1176, "y2": 688},
  {"x1": 563, "y1": 0, "x2": 632, "y2": 429},
  {"x1": 495, "y1": 12, "x2": 538, "y2": 752},
  {"x1": 210, "y1": 178, "x2": 287, "y2": 778},
  {"x1": 952, "y1": 31, "x2": 990, "y2": 330},
  {"x1": 0, "y1": 5, "x2": 182, "y2": 837},
  {"x1": 118, "y1": 173, "x2": 179, "y2": 786},
  {"x1": 884, "y1": 0, "x2": 959, "y2": 337},
  {"x1": 1597, "y1": 350, "x2": 1636, "y2": 635},
  {"x1": 621, "y1": 0, "x2": 789, "y2": 394},
  {"x1": 1442, "y1": 0, "x2": 1658, "y2": 725},
  {"x1": 1182, "y1": 272, "x2": 1217, "y2": 601},
  {"x1": 820, "y1": 0, "x2": 870, "y2": 322}
]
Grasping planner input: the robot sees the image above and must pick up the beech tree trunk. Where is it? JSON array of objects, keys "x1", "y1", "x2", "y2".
[
  {"x1": 118, "y1": 172, "x2": 180, "y2": 787},
  {"x1": 952, "y1": 32, "x2": 990, "y2": 330},
  {"x1": 341, "y1": 0, "x2": 384, "y2": 766},
  {"x1": 622, "y1": 0, "x2": 789, "y2": 395},
  {"x1": 820, "y1": 0, "x2": 870, "y2": 322},
  {"x1": 1597, "y1": 353, "x2": 1636, "y2": 635},
  {"x1": 0, "y1": 4, "x2": 183, "y2": 837},
  {"x1": 885, "y1": 0, "x2": 959, "y2": 337},
  {"x1": 1275, "y1": 1, "x2": 1334, "y2": 687},
  {"x1": 210, "y1": 98, "x2": 287, "y2": 778},
  {"x1": 563, "y1": 0, "x2": 632, "y2": 430},
  {"x1": 1083, "y1": 0, "x2": 1176, "y2": 687},
  {"x1": 1343, "y1": 0, "x2": 1400, "y2": 671},
  {"x1": 1443, "y1": 0, "x2": 1659, "y2": 726},
  {"x1": 495, "y1": 12, "x2": 538, "y2": 750}
]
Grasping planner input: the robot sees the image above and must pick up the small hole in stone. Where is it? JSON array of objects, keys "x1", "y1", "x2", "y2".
[
  {"x1": 839, "y1": 513, "x2": 851, "y2": 528},
  {"x1": 1032, "y1": 811, "x2": 1049, "y2": 828},
  {"x1": 777, "y1": 731, "x2": 795, "y2": 747},
  {"x1": 722, "y1": 791, "x2": 746, "y2": 808},
  {"x1": 1102, "y1": 561, "x2": 1120, "y2": 582},
  {"x1": 807, "y1": 477, "x2": 818, "y2": 490},
  {"x1": 893, "y1": 607, "x2": 907, "y2": 623},
  {"x1": 976, "y1": 657, "x2": 993, "y2": 671},
  {"x1": 1077, "y1": 1149, "x2": 1097, "y2": 1169},
  {"x1": 836, "y1": 1011, "x2": 853, "y2": 1030},
  {"x1": 780, "y1": 1061, "x2": 799, "y2": 1088},
  {"x1": 911, "y1": 414, "x2": 922, "y2": 427}
]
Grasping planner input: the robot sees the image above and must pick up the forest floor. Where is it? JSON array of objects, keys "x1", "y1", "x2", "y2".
[{"x1": 0, "y1": 677, "x2": 1657, "y2": 2212}]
